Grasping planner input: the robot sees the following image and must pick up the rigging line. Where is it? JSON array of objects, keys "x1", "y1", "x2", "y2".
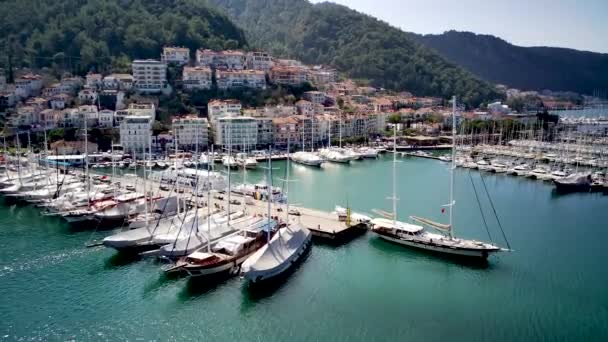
[
  {"x1": 169, "y1": 174, "x2": 200, "y2": 256},
  {"x1": 468, "y1": 170, "x2": 493, "y2": 243},
  {"x1": 479, "y1": 173, "x2": 512, "y2": 250},
  {"x1": 148, "y1": 173, "x2": 179, "y2": 237}
]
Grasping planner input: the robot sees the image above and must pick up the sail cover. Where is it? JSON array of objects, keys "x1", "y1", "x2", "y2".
[{"x1": 410, "y1": 216, "x2": 451, "y2": 232}]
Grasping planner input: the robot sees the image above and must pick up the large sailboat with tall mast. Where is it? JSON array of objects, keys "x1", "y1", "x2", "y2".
[{"x1": 371, "y1": 97, "x2": 509, "y2": 259}]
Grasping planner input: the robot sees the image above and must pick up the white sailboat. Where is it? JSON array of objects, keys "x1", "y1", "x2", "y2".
[{"x1": 370, "y1": 96, "x2": 509, "y2": 259}]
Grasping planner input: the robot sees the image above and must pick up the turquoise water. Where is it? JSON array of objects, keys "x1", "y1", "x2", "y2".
[{"x1": 1, "y1": 155, "x2": 608, "y2": 341}]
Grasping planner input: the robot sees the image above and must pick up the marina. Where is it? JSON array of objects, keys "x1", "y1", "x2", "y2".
[{"x1": 1, "y1": 154, "x2": 607, "y2": 340}]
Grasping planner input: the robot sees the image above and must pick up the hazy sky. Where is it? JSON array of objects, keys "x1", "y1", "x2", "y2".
[{"x1": 310, "y1": 0, "x2": 608, "y2": 53}]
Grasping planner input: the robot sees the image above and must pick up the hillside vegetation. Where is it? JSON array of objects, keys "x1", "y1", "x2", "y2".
[
  {"x1": 0, "y1": 0, "x2": 247, "y2": 74},
  {"x1": 208, "y1": 0, "x2": 503, "y2": 107},
  {"x1": 410, "y1": 31, "x2": 608, "y2": 95}
]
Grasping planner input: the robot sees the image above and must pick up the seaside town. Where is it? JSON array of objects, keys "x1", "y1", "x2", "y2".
[
  {"x1": 1, "y1": 46, "x2": 606, "y2": 157},
  {"x1": 1, "y1": 0, "x2": 608, "y2": 340}
]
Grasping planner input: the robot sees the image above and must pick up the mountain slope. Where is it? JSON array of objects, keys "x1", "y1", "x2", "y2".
[
  {"x1": 0, "y1": 0, "x2": 247, "y2": 73},
  {"x1": 410, "y1": 31, "x2": 608, "y2": 94},
  {"x1": 208, "y1": 0, "x2": 503, "y2": 107}
]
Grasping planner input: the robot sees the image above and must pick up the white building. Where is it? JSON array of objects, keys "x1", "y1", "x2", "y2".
[
  {"x1": 216, "y1": 70, "x2": 266, "y2": 90},
  {"x1": 303, "y1": 91, "x2": 326, "y2": 105},
  {"x1": 207, "y1": 99, "x2": 242, "y2": 122},
  {"x1": 308, "y1": 67, "x2": 338, "y2": 87},
  {"x1": 196, "y1": 49, "x2": 246, "y2": 70},
  {"x1": 255, "y1": 117, "x2": 274, "y2": 146},
  {"x1": 85, "y1": 73, "x2": 103, "y2": 89},
  {"x1": 296, "y1": 100, "x2": 315, "y2": 116},
  {"x1": 182, "y1": 67, "x2": 212, "y2": 91},
  {"x1": 161, "y1": 47, "x2": 190, "y2": 65},
  {"x1": 269, "y1": 66, "x2": 308, "y2": 86},
  {"x1": 246, "y1": 51, "x2": 274, "y2": 71},
  {"x1": 78, "y1": 89, "x2": 98, "y2": 104},
  {"x1": 78, "y1": 105, "x2": 99, "y2": 127},
  {"x1": 98, "y1": 109, "x2": 115, "y2": 128},
  {"x1": 14, "y1": 74, "x2": 42, "y2": 99},
  {"x1": 114, "y1": 103, "x2": 155, "y2": 126},
  {"x1": 172, "y1": 116, "x2": 209, "y2": 149},
  {"x1": 213, "y1": 116, "x2": 258, "y2": 147},
  {"x1": 50, "y1": 94, "x2": 72, "y2": 110},
  {"x1": 488, "y1": 101, "x2": 511, "y2": 115},
  {"x1": 132, "y1": 59, "x2": 167, "y2": 93},
  {"x1": 120, "y1": 115, "x2": 153, "y2": 154}
]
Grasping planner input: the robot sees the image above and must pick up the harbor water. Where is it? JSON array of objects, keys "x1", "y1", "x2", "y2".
[{"x1": 1, "y1": 155, "x2": 607, "y2": 341}]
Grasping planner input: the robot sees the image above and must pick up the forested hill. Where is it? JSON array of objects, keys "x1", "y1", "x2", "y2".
[
  {"x1": 0, "y1": 0, "x2": 247, "y2": 73},
  {"x1": 208, "y1": 0, "x2": 503, "y2": 108},
  {"x1": 410, "y1": 31, "x2": 608, "y2": 95}
]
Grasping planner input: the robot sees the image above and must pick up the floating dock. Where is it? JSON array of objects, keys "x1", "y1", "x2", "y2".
[{"x1": 94, "y1": 171, "x2": 369, "y2": 243}]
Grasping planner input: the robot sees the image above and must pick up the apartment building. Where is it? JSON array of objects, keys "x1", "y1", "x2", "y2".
[
  {"x1": 216, "y1": 69, "x2": 266, "y2": 90},
  {"x1": 246, "y1": 51, "x2": 274, "y2": 71},
  {"x1": 213, "y1": 116, "x2": 258, "y2": 148},
  {"x1": 120, "y1": 115, "x2": 153, "y2": 154},
  {"x1": 269, "y1": 66, "x2": 309, "y2": 86},
  {"x1": 207, "y1": 99, "x2": 242, "y2": 122},
  {"x1": 196, "y1": 49, "x2": 246, "y2": 70},
  {"x1": 172, "y1": 116, "x2": 209, "y2": 149},
  {"x1": 161, "y1": 46, "x2": 190, "y2": 65},
  {"x1": 182, "y1": 67, "x2": 212, "y2": 91},
  {"x1": 132, "y1": 59, "x2": 167, "y2": 93}
]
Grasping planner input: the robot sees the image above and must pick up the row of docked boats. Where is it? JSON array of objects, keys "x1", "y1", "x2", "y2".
[
  {"x1": 0, "y1": 150, "x2": 313, "y2": 287},
  {"x1": 455, "y1": 156, "x2": 606, "y2": 193},
  {"x1": 100, "y1": 149, "x2": 312, "y2": 286},
  {"x1": 290, "y1": 146, "x2": 384, "y2": 167}
]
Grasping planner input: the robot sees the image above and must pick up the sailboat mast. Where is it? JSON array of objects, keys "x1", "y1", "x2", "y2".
[
  {"x1": 392, "y1": 122, "x2": 397, "y2": 227},
  {"x1": 449, "y1": 96, "x2": 457, "y2": 239},
  {"x1": 84, "y1": 115, "x2": 90, "y2": 210},
  {"x1": 339, "y1": 112, "x2": 343, "y2": 149},
  {"x1": 207, "y1": 146, "x2": 212, "y2": 253},
  {"x1": 285, "y1": 137, "x2": 290, "y2": 224},
  {"x1": 227, "y1": 121, "x2": 232, "y2": 226},
  {"x1": 311, "y1": 114, "x2": 315, "y2": 152},
  {"x1": 266, "y1": 147, "x2": 272, "y2": 242}
]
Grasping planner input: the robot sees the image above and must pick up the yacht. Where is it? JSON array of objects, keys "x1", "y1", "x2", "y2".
[
  {"x1": 507, "y1": 164, "x2": 530, "y2": 177},
  {"x1": 554, "y1": 172, "x2": 592, "y2": 193},
  {"x1": 93, "y1": 192, "x2": 147, "y2": 223},
  {"x1": 476, "y1": 160, "x2": 492, "y2": 172},
  {"x1": 222, "y1": 155, "x2": 238, "y2": 169},
  {"x1": 165, "y1": 218, "x2": 277, "y2": 277},
  {"x1": 290, "y1": 151, "x2": 324, "y2": 167},
  {"x1": 319, "y1": 148, "x2": 351, "y2": 164},
  {"x1": 236, "y1": 153, "x2": 258, "y2": 169},
  {"x1": 371, "y1": 97, "x2": 508, "y2": 259},
  {"x1": 357, "y1": 147, "x2": 379, "y2": 159}
]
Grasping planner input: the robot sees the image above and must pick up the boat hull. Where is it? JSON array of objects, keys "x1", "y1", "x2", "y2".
[
  {"x1": 244, "y1": 233, "x2": 312, "y2": 284},
  {"x1": 376, "y1": 233, "x2": 498, "y2": 259},
  {"x1": 183, "y1": 253, "x2": 252, "y2": 277}
]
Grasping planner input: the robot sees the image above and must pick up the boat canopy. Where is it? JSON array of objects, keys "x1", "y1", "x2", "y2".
[
  {"x1": 213, "y1": 235, "x2": 254, "y2": 255},
  {"x1": 370, "y1": 218, "x2": 423, "y2": 233},
  {"x1": 187, "y1": 251, "x2": 218, "y2": 262},
  {"x1": 409, "y1": 216, "x2": 451, "y2": 232}
]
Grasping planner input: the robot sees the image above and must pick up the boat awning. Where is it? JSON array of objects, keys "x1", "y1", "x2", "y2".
[
  {"x1": 410, "y1": 216, "x2": 451, "y2": 231},
  {"x1": 187, "y1": 251, "x2": 217, "y2": 261}
]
